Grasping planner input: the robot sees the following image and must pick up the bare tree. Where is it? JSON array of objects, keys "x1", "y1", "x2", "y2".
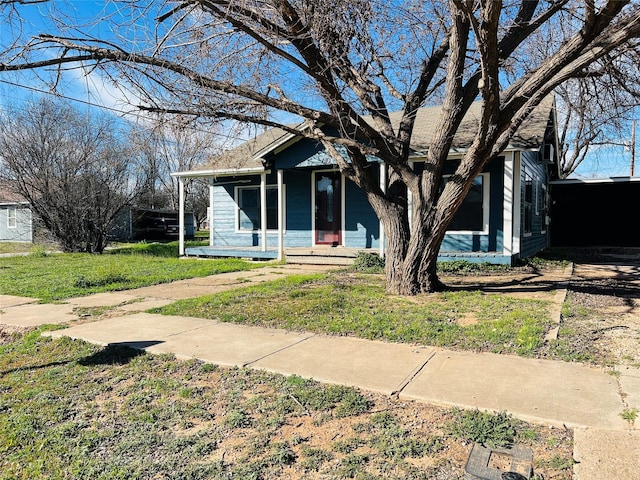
[
  {"x1": 131, "y1": 116, "x2": 220, "y2": 228},
  {"x1": 2, "y1": 1, "x2": 640, "y2": 293},
  {"x1": 528, "y1": 28, "x2": 640, "y2": 178},
  {"x1": 0, "y1": 98, "x2": 138, "y2": 253}
]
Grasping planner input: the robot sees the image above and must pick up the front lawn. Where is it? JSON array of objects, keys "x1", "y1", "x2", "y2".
[
  {"x1": 0, "y1": 243, "x2": 260, "y2": 302},
  {"x1": 153, "y1": 272, "x2": 553, "y2": 357},
  {"x1": 0, "y1": 329, "x2": 574, "y2": 480}
]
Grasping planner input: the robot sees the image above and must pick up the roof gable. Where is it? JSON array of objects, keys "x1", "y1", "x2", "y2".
[{"x1": 187, "y1": 97, "x2": 555, "y2": 175}]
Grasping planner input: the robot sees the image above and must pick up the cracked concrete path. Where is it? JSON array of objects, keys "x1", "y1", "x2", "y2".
[{"x1": 41, "y1": 313, "x2": 636, "y2": 431}]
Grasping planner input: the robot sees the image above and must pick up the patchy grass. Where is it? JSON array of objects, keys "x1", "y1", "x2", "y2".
[
  {"x1": 154, "y1": 272, "x2": 553, "y2": 356},
  {"x1": 0, "y1": 329, "x2": 574, "y2": 480},
  {"x1": 0, "y1": 242, "x2": 40, "y2": 255},
  {"x1": 0, "y1": 243, "x2": 260, "y2": 302},
  {"x1": 106, "y1": 240, "x2": 207, "y2": 258}
]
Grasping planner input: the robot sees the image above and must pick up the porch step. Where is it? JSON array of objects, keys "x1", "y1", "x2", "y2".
[{"x1": 284, "y1": 248, "x2": 360, "y2": 266}]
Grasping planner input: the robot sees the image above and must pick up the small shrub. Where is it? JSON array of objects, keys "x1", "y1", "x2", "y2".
[
  {"x1": 447, "y1": 408, "x2": 518, "y2": 447},
  {"x1": 352, "y1": 252, "x2": 385, "y2": 273}
]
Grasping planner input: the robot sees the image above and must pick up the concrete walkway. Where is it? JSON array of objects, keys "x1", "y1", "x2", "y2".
[{"x1": 1, "y1": 262, "x2": 639, "y2": 479}]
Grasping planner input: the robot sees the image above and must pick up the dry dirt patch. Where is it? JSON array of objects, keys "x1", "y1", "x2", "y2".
[{"x1": 562, "y1": 262, "x2": 640, "y2": 368}]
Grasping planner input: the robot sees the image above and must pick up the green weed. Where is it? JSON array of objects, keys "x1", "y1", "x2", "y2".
[
  {"x1": 447, "y1": 408, "x2": 519, "y2": 448},
  {"x1": 224, "y1": 409, "x2": 253, "y2": 428},
  {"x1": 535, "y1": 453, "x2": 575, "y2": 471},
  {"x1": 338, "y1": 453, "x2": 370, "y2": 478},
  {"x1": 620, "y1": 408, "x2": 637, "y2": 424},
  {"x1": 300, "y1": 447, "x2": 334, "y2": 472}
]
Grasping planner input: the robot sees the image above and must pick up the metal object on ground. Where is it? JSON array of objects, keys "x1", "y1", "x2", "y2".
[{"x1": 464, "y1": 443, "x2": 533, "y2": 480}]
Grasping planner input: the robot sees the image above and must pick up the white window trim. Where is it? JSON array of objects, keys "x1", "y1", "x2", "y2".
[
  {"x1": 444, "y1": 173, "x2": 490, "y2": 235},
  {"x1": 7, "y1": 207, "x2": 17, "y2": 229},
  {"x1": 234, "y1": 184, "x2": 285, "y2": 233}
]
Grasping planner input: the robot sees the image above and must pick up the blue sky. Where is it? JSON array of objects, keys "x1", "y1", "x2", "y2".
[{"x1": 1, "y1": 1, "x2": 638, "y2": 179}]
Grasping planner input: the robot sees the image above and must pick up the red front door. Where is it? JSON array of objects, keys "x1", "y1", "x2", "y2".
[{"x1": 315, "y1": 171, "x2": 342, "y2": 245}]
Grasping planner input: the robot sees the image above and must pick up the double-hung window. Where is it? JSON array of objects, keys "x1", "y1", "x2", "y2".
[
  {"x1": 7, "y1": 207, "x2": 17, "y2": 229},
  {"x1": 444, "y1": 174, "x2": 489, "y2": 234}
]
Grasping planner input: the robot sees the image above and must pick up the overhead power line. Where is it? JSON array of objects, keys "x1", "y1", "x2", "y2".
[{"x1": 0, "y1": 78, "x2": 251, "y2": 143}]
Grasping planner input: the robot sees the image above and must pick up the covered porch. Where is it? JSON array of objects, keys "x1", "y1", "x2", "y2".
[
  {"x1": 171, "y1": 163, "x2": 388, "y2": 263},
  {"x1": 172, "y1": 166, "x2": 288, "y2": 261},
  {"x1": 183, "y1": 245, "x2": 371, "y2": 266}
]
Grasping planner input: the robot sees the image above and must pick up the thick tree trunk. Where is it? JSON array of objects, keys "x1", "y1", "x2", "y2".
[
  {"x1": 380, "y1": 208, "x2": 413, "y2": 295},
  {"x1": 379, "y1": 197, "x2": 450, "y2": 295}
]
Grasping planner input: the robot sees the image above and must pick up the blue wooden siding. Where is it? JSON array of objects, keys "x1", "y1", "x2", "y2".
[
  {"x1": 282, "y1": 169, "x2": 313, "y2": 247},
  {"x1": 268, "y1": 137, "x2": 325, "y2": 169},
  {"x1": 211, "y1": 169, "x2": 380, "y2": 249},
  {"x1": 211, "y1": 155, "x2": 508, "y2": 254},
  {"x1": 519, "y1": 151, "x2": 549, "y2": 259},
  {"x1": 344, "y1": 175, "x2": 380, "y2": 249},
  {"x1": 212, "y1": 172, "x2": 311, "y2": 248}
]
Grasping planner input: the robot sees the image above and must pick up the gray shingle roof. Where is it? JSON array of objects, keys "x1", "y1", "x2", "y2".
[
  {"x1": 408, "y1": 96, "x2": 554, "y2": 153},
  {"x1": 192, "y1": 96, "x2": 554, "y2": 174},
  {"x1": 189, "y1": 126, "x2": 293, "y2": 173}
]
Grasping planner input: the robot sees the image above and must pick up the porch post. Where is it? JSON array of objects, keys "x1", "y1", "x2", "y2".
[
  {"x1": 260, "y1": 172, "x2": 267, "y2": 252},
  {"x1": 379, "y1": 162, "x2": 386, "y2": 258},
  {"x1": 503, "y1": 152, "x2": 514, "y2": 257},
  {"x1": 209, "y1": 177, "x2": 214, "y2": 246},
  {"x1": 277, "y1": 169, "x2": 284, "y2": 261},
  {"x1": 511, "y1": 152, "x2": 522, "y2": 258},
  {"x1": 178, "y1": 177, "x2": 185, "y2": 256}
]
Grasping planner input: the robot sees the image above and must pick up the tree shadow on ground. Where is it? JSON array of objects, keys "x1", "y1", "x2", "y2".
[
  {"x1": 443, "y1": 270, "x2": 568, "y2": 295},
  {"x1": 1, "y1": 359, "x2": 74, "y2": 376},
  {"x1": 0, "y1": 341, "x2": 163, "y2": 376},
  {"x1": 78, "y1": 341, "x2": 162, "y2": 366}
]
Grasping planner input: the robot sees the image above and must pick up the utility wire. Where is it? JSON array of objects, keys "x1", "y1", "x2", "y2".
[{"x1": 0, "y1": 78, "x2": 251, "y2": 143}]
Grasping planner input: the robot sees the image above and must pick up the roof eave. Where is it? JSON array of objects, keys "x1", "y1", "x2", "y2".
[{"x1": 171, "y1": 166, "x2": 268, "y2": 178}]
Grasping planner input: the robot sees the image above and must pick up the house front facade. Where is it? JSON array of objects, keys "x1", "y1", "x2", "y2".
[{"x1": 172, "y1": 98, "x2": 559, "y2": 265}]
